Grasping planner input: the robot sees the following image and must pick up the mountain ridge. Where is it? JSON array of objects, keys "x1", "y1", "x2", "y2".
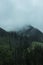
[{"x1": 0, "y1": 25, "x2": 43, "y2": 47}]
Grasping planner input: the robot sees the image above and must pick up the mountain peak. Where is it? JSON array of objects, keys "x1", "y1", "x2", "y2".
[{"x1": 17, "y1": 25, "x2": 43, "y2": 42}]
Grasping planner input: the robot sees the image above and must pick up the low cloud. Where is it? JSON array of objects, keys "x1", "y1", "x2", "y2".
[{"x1": 0, "y1": 0, "x2": 43, "y2": 31}]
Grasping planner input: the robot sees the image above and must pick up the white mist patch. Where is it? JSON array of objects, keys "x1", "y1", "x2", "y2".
[{"x1": 0, "y1": 0, "x2": 43, "y2": 32}]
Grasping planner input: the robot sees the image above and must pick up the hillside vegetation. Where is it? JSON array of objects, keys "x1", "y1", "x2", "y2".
[
  {"x1": 0, "y1": 25, "x2": 43, "y2": 65},
  {"x1": 0, "y1": 42, "x2": 43, "y2": 65}
]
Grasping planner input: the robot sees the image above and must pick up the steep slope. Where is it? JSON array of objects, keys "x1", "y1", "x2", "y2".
[
  {"x1": 0, "y1": 26, "x2": 43, "y2": 48},
  {"x1": 0, "y1": 28, "x2": 8, "y2": 37},
  {"x1": 18, "y1": 25, "x2": 43, "y2": 42},
  {"x1": 0, "y1": 28, "x2": 9, "y2": 45}
]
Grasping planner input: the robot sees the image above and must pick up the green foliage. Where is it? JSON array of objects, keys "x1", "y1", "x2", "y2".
[
  {"x1": 0, "y1": 37, "x2": 9, "y2": 45},
  {"x1": 0, "y1": 47, "x2": 15, "y2": 65},
  {"x1": 0, "y1": 40, "x2": 43, "y2": 65},
  {"x1": 25, "y1": 44, "x2": 43, "y2": 65},
  {"x1": 32, "y1": 42, "x2": 43, "y2": 49}
]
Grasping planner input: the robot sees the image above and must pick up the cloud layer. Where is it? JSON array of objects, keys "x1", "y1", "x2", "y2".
[{"x1": 0, "y1": 0, "x2": 43, "y2": 31}]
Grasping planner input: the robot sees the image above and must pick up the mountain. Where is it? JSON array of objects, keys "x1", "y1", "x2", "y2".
[
  {"x1": 0, "y1": 25, "x2": 43, "y2": 48},
  {"x1": 0, "y1": 28, "x2": 8, "y2": 37},
  {"x1": 18, "y1": 25, "x2": 43, "y2": 42}
]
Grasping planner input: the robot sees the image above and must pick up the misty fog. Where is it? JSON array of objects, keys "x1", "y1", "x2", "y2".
[{"x1": 0, "y1": 0, "x2": 43, "y2": 32}]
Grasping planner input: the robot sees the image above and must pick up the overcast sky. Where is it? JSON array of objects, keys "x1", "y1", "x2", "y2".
[{"x1": 0, "y1": 0, "x2": 43, "y2": 32}]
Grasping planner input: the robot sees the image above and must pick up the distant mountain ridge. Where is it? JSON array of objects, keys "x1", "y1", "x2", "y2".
[
  {"x1": 0, "y1": 25, "x2": 43, "y2": 47},
  {"x1": 20, "y1": 26, "x2": 43, "y2": 41},
  {"x1": 18, "y1": 25, "x2": 42, "y2": 35}
]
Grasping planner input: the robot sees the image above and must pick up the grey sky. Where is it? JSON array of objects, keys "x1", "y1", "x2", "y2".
[{"x1": 0, "y1": 0, "x2": 43, "y2": 32}]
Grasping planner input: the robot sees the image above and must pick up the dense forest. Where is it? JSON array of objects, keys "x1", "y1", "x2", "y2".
[{"x1": 0, "y1": 25, "x2": 43, "y2": 65}]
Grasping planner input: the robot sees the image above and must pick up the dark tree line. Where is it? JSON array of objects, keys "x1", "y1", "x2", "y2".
[{"x1": 0, "y1": 44, "x2": 43, "y2": 65}]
